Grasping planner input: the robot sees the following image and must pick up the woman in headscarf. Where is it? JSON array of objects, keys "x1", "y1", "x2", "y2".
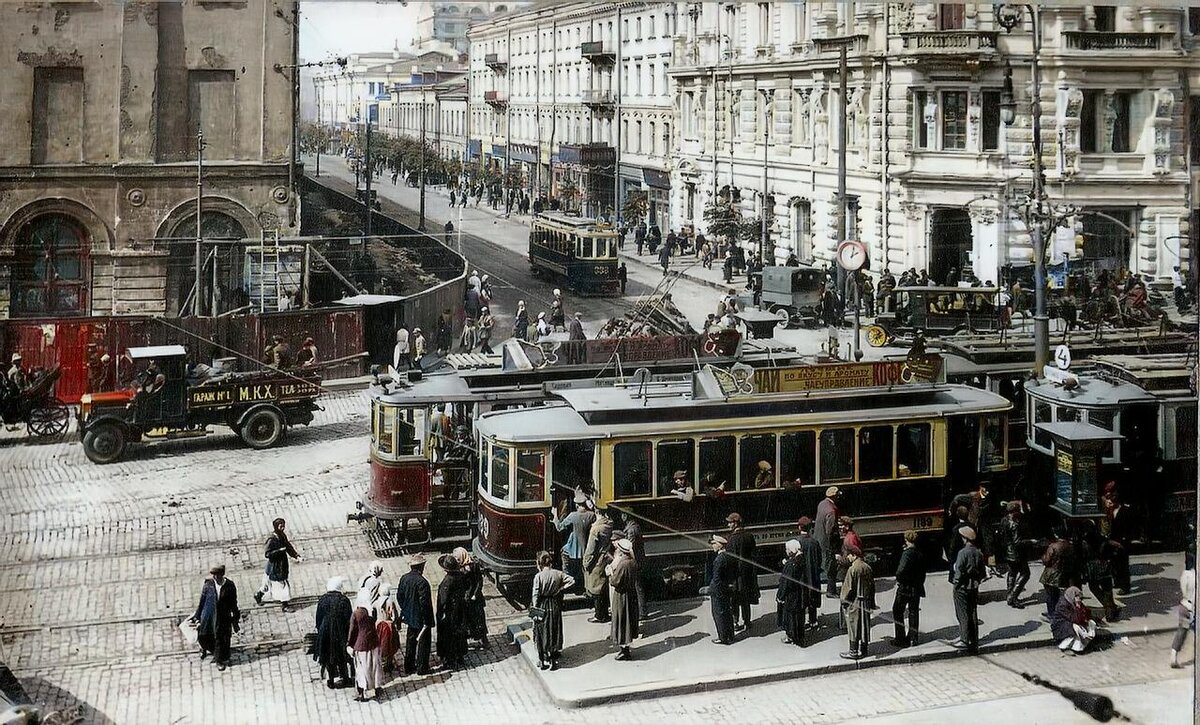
[
  {"x1": 1050, "y1": 586, "x2": 1097, "y2": 654},
  {"x1": 531, "y1": 551, "x2": 575, "y2": 670},
  {"x1": 776, "y1": 539, "x2": 805, "y2": 646},
  {"x1": 311, "y1": 577, "x2": 353, "y2": 689},
  {"x1": 455, "y1": 547, "x2": 489, "y2": 650},
  {"x1": 376, "y1": 584, "x2": 400, "y2": 674},
  {"x1": 513, "y1": 300, "x2": 529, "y2": 342},
  {"x1": 255, "y1": 518, "x2": 302, "y2": 612},
  {"x1": 347, "y1": 591, "x2": 382, "y2": 701},
  {"x1": 436, "y1": 554, "x2": 471, "y2": 669}
]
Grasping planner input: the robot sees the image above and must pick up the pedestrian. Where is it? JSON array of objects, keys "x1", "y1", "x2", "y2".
[
  {"x1": 722, "y1": 254, "x2": 734, "y2": 283},
  {"x1": 608, "y1": 538, "x2": 639, "y2": 660},
  {"x1": 567, "y1": 312, "x2": 586, "y2": 341},
  {"x1": 1170, "y1": 556, "x2": 1195, "y2": 668},
  {"x1": 357, "y1": 561, "x2": 385, "y2": 611},
  {"x1": 795, "y1": 517, "x2": 823, "y2": 629},
  {"x1": 550, "y1": 290, "x2": 566, "y2": 330},
  {"x1": 815, "y1": 486, "x2": 841, "y2": 597},
  {"x1": 1051, "y1": 586, "x2": 1097, "y2": 655},
  {"x1": 1104, "y1": 486, "x2": 1135, "y2": 593},
  {"x1": 436, "y1": 554, "x2": 470, "y2": 669},
  {"x1": 444, "y1": 219, "x2": 454, "y2": 246},
  {"x1": 468, "y1": 269, "x2": 482, "y2": 290},
  {"x1": 1040, "y1": 527, "x2": 1072, "y2": 617},
  {"x1": 952, "y1": 482, "x2": 999, "y2": 575},
  {"x1": 658, "y1": 241, "x2": 672, "y2": 277},
  {"x1": 459, "y1": 316, "x2": 478, "y2": 352},
  {"x1": 449, "y1": 189, "x2": 457, "y2": 207},
  {"x1": 412, "y1": 327, "x2": 427, "y2": 366},
  {"x1": 255, "y1": 518, "x2": 302, "y2": 612},
  {"x1": 777, "y1": 539, "x2": 806, "y2": 646},
  {"x1": 190, "y1": 564, "x2": 240, "y2": 671},
  {"x1": 945, "y1": 505, "x2": 971, "y2": 582},
  {"x1": 477, "y1": 308, "x2": 495, "y2": 354},
  {"x1": 583, "y1": 508, "x2": 614, "y2": 623},
  {"x1": 531, "y1": 551, "x2": 575, "y2": 670},
  {"x1": 891, "y1": 529, "x2": 926, "y2": 647},
  {"x1": 725, "y1": 513, "x2": 760, "y2": 633},
  {"x1": 348, "y1": 592, "x2": 382, "y2": 702},
  {"x1": 391, "y1": 169, "x2": 398, "y2": 185},
  {"x1": 951, "y1": 526, "x2": 985, "y2": 653},
  {"x1": 619, "y1": 510, "x2": 647, "y2": 620},
  {"x1": 708, "y1": 535, "x2": 737, "y2": 645},
  {"x1": 878, "y1": 269, "x2": 896, "y2": 313},
  {"x1": 435, "y1": 310, "x2": 452, "y2": 355},
  {"x1": 552, "y1": 491, "x2": 596, "y2": 592},
  {"x1": 535, "y1": 311, "x2": 552, "y2": 339},
  {"x1": 376, "y1": 584, "x2": 401, "y2": 674},
  {"x1": 513, "y1": 300, "x2": 529, "y2": 341},
  {"x1": 999, "y1": 501, "x2": 1031, "y2": 608},
  {"x1": 311, "y1": 577, "x2": 353, "y2": 688},
  {"x1": 1086, "y1": 537, "x2": 1121, "y2": 622},
  {"x1": 454, "y1": 547, "x2": 489, "y2": 650},
  {"x1": 397, "y1": 554, "x2": 434, "y2": 675},
  {"x1": 635, "y1": 222, "x2": 646, "y2": 255},
  {"x1": 1172, "y1": 265, "x2": 1190, "y2": 311},
  {"x1": 617, "y1": 262, "x2": 628, "y2": 295},
  {"x1": 465, "y1": 285, "x2": 482, "y2": 320},
  {"x1": 839, "y1": 544, "x2": 875, "y2": 660}
]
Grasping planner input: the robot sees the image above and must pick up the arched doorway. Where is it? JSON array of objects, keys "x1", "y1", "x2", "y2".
[
  {"x1": 164, "y1": 211, "x2": 247, "y2": 316},
  {"x1": 929, "y1": 208, "x2": 972, "y2": 284},
  {"x1": 10, "y1": 213, "x2": 90, "y2": 316}
]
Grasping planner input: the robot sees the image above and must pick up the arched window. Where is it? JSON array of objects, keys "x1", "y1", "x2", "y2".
[
  {"x1": 11, "y1": 213, "x2": 89, "y2": 316},
  {"x1": 165, "y1": 211, "x2": 247, "y2": 316}
]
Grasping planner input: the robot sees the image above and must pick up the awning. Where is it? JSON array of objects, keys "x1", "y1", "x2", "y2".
[{"x1": 643, "y1": 168, "x2": 671, "y2": 189}]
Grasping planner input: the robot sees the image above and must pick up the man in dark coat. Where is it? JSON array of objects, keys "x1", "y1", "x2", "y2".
[
  {"x1": 708, "y1": 535, "x2": 737, "y2": 644},
  {"x1": 436, "y1": 555, "x2": 470, "y2": 669},
  {"x1": 583, "y1": 510, "x2": 615, "y2": 623},
  {"x1": 891, "y1": 530, "x2": 926, "y2": 647},
  {"x1": 191, "y1": 564, "x2": 240, "y2": 671},
  {"x1": 777, "y1": 540, "x2": 806, "y2": 646},
  {"x1": 945, "y1": 505, "x2": 971, "y2": 582},
  {"x1": 952, "y1": 483, "x2": 998, "y2": 574},
  {"x1": 951, "y1": 526, "x2": 985, "y2": 653},
  {"x1": 999, "y1": 501, "x2": 1031, "y2": 607},
  {"x1": 397, "y1": 554, "x2": 435, "y2": 675},
  {"x1": 839, "y1": 545, "x2": 875, "y2": 660},
  {"x1": 814, "y1": 487, "x2": 842, "y2": 597},
  {"x1": 796, "y1": 517, "x2": 824, "y2": 628},
  {"x1": 725, "y1": 513, "x2": 760, "y2": 632},
  {"x1": 311, "y1": 577, "x2": 354, "y2": 687}
]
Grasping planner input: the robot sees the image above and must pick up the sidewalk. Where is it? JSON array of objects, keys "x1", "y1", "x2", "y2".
[{"x1": 507, "y1": 553, "x2": 1184, "y2": 708}]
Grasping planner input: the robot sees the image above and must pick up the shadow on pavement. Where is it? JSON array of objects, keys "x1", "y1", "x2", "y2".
[{"x1": 19, "y1": 675, "x2": 117, "y2": 725}]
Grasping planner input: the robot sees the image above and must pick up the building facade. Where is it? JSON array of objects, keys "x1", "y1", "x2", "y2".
[
  {"x1": 415, "y1": 2, "x2": 522, "y2": 54},
  {"x1": 312, "y1": 46, "x2": 462, "y2": 132},
  {"x1": 0, "y1": 0, "x2": 296, "y2": 319},
  {"x1": 380, "y1": 74, "x2": 470, "y2": 166},
  {"x1": 670, "y1": 2, "x2": 1197, "y2": 282}
]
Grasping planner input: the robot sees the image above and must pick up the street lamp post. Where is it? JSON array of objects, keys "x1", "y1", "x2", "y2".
[
  {"x1": 419, "y1": 82, "x2": 427, "y2": 232},
  {"x1": 759, "y1": 88, "x2": 774, "y2": 266}
]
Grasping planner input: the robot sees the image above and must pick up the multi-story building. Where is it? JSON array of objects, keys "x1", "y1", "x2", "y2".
[
  {"x1": 312, "y1": 46, "x2": 462, "y2": 131},
  {"x1": 415, "y1": 2, "x2": 523, "y2": 54},
  {"x1": 467, "y1": 1, "x2": 677, "y2": 224},
  {"x1": 380, "y1": 73, "x2": 470, "y2": 166},
  {"x1": 672, "y1": 2, "x2": 1196, "y2": 282},
  {"x1": 0, "y1": 0, "x2": 295, "y2": 319}
]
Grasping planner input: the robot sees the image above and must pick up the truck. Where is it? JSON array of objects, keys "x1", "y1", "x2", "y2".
[{"x1": 78, "y1": 345, "x2": 322, "y2": 464}]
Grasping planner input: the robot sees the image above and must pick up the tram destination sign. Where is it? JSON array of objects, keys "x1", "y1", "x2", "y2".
[{"x1": 754, "y1": 356, "x2": 944, "y2": 393}]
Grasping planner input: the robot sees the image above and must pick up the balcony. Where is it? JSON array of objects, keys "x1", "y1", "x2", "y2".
[
  {"x1": 812, "y1": 34, "x2": 870, "y2": 56},
  {"x1": 484, "y1": 53, "x2": 507, "y2": 72},
  {"x1": 581, "y1": 89, "x2": 616, "y2": 112},
  {"x1": 580, "y1": 41, "x2": 616, "y2": 64},
  {"x1": 898, "y1": 31, "x2": 999, "y2": 67},
  {"x1": 1062, "y1": 31, "x2": 1176, "y2": 52},
  {"x1": 484, "y1": 90, "x2": 507, "y2": 109}
]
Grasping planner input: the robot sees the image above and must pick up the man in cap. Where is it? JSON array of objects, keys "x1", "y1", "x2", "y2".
[
  {"x1": 7, "y1": 352, "x2": 27, "y2": 390},
  {"x1": 708, "y1": 535, "x2": 738, "y2": 644},
  {"x1": 397, "y1": 553, "x2": 435, "y2": 675},
  {"x1": 412, "y1": 327, "x2": 427, "y2": 367},
  {"x1": 311, "y1": 577, "x2": 353, "y2": 688},
  {"x1": 607, "y1": 538, "x2": 639, "y2": 660},
  {"x1": 950, "y1": 526, "x2": 985, "y2": 652},
  {"x1": 839, "y1": 544, "x2": 875, "y2": 660},
  {"x1": 891, "y1": 530, "x2": 926, "y2": 647},
  {"x1": 552, "y1": 491, "x2": 596, "y2": 594},
  {"x1": 190, "y1": 564, "x2": 240, "y2": 671},
  {"x1": 726, "y1": 512, "x2": 760, "y2": 633},
  {"x1": 796, "y1": 517, "x2": 823, "y2": 628},
  {"x1": 670, "y1": 470, "x2": 696, "y2": 502},
  {"x1": 583, "y1": 507, "x2": 615, "y2": 623},
  {"x1": 815, "y1": 487, "x2": 842, "y2": 597}
]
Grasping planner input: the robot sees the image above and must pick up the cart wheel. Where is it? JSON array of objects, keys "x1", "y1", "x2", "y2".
[
  {"x1": 866, "y1": 325, "x2": 891, "y2": 348},
  {"x1": 83, "y1": 423, "x2": 127, "y2": 464},
  {"x1": 240, "y1": 408, "x2": 284, "y2": 449},
  {"x1": 771, "y1": 306, "x2": 791, "y2": 328},
  {"x1": 28, "y1": 397, "x2": 70, "y2": 438}
]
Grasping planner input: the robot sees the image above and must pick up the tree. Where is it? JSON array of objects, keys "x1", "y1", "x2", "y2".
[
  {"x1": 702, "y1": 191, "x2": 742, "y2": 245},
  {"x1": 558, "y1": 177, "x2": 580, "y2": 212},
  {"x1": 622, "y1": 190, "x2": 649, "y2": 228}
]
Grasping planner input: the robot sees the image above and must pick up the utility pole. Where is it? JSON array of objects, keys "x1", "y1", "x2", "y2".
[
  {"x1": 288, "y1": 1, "x2": 299, "y2": 229},
  {"x1": 364, "y1": 118, "x2": 373, "y2": 236},
  {"x1": 419, "y1": 83, "x2": 427, "y2": 231},
  {"x1": 194, "y1": 131, "x2": 205, "y2": 317},
  {"x1": 313, "y1": 77, "x2": 322, "y2": 177},
  {"x1": 835, "y1": 43, "x2": 862, "y2": 361},
  {"x1": 760, "y1": 88, "x2": 773, "y2": 265}
]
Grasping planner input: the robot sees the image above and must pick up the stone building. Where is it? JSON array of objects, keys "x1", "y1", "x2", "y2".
[
  {"x1": 312, "y1": 46, "x2": 463, "y2": 132},
  {"x1": 414, "y1": 2, "x2": 523, "y2": 54},
  {"x1": 0, "y1": 0, "x2": 297, "y2": 319},
  {"x1": 671, "y1": 2, "x2": 1197, "y2": 282},
  {"x1": 382, "y1": 75, "x2": 470, "y2": 165}
]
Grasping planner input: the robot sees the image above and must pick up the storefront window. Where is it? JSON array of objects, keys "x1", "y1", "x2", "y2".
[
  {"x1": 819, "y1": 428, "x2": 854, "y2": 482},
  {"x1": 516, "y1": 449, "x2": 546, "y2": 503},
  {"x1": 491, "y1": 446, "x2": 511, "y2": 501},
  {"x1": 897, "y1": 423, "x2": 931, "y2": 476},
  {"x1": 614, "y1": 441, "x2": 652, "y2": 498},
  {"x1": 656, "y1": 439, "x2": 695, "y2": 495},
  {"x1": 780, "y1": 430, "x2": 816, "y2": 487},
  {"x1": 739, "y1": 433, "x2": 777, "y2": 489},
  {"x1": 698, "y1": 436, "x2": 735, "y2": 492},
  {"x1": 859, "y1": 426, "x2": 894, "y2": 480}
]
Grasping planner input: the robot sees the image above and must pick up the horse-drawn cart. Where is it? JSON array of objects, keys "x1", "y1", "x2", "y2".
[{"x1": 0, "y1": 367, "x2": 72, "y2": 439}]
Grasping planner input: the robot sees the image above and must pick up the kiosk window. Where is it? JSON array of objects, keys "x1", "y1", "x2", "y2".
[
  {"x1": 859, "y1": 426, "x2": 894, "y2": 480},
  {"x1": 516, "y1": 449, "x2": 546, "y2": 503},
  {"x1": 780, "y1": 431, "x2": 816, "y2": 486},
  {"x1": 980, "y1": 415, "x2": 1006, "y2": 470},
  {"x1": 657, "y1": 439, "x2": 695, "y2": 495},
  {"x1": 614, "y1": 442, "x2": 652, "y2": 498},
  {"x1": 699, "y1": 436, "x2": 735, "y2": 492},
  {"x1": 897, "y1": 423, "x2": 931, "y2": 477},
  {"x1": 739, "y1": 433, "x2": 777, "y2": 489},
  {"x1": 819, "y1": 428, "x2": 854, "y2": 482},
  {"x1": 491, "y1": 446, "x2": 511, "y2": 501}
]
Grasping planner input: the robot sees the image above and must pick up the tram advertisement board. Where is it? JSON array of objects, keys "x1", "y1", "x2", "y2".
[{"x1": 754, "y1": 356, "x2": 945, "y2": 393}]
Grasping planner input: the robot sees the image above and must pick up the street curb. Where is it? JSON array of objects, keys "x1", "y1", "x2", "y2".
[
  {"x1": 506, "y1": 619, "x2": 1178, "y2": 709},
  {"x1": 619, "y1": 252, "x2": 738, "y2": 295}
]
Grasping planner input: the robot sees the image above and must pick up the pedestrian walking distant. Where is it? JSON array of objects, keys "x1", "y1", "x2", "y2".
[
  {"x1": 255, "y1": 518, "x2": 302, "y2": 612},
  {"x1": 190, "y1": 564, "x2": 240, "y2": 671}
]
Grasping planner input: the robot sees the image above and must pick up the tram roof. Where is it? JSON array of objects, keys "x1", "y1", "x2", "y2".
[
  {"x1": 1090, "y1": 354, "x2": 1196, "y2": 392},
  {"x1": 475, "y1": 378, "x2": 1010, "y2": 444},
  {"x1": 936, "y1": 330, "x2": 1192, "y2": 365},
  {"x1": 532, "y1": 211, "x2": 617, "y2": 232},
  {"x1": 1025, "y1": 375, "x2": 1158, "y2": 407}
]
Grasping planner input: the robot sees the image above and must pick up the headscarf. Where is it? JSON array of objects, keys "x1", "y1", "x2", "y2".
[
  {"x1": 326, "y1": 576, "x2": 345, "y2": 592},
  {"x1": 785, "y1": 539, "x2": 801, "y2": 556},
  {"x1": 453, "y1": 547, "x2": 470, "y2": 565}
]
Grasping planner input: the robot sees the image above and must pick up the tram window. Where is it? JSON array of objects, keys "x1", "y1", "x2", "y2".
[
  {"x1": 479, "y1": 442, "x2": 490, "y2": 493},
  {"x1": 739, "y1": 433, "x2": 777, "y2": 489},
  {"x1": 552, "y1": 440, "x2": 596, "y2": 496},
  {"x1": 780, "y1": 431, "x2": 816, "y2": 487},
  {"x1": 614, "y1": 441, "x2": 653, "y2": 499},
  {"x1": 491, "y1": 446, "x2": 512, "y2": 501},
  {"x1": 378, "y1": 407, "x2": 394, "y2": 456},
  {"x1": 699, "y1": 436, "x2": 735, "y2": 493},
  {"x1": 1057, "y1": 407, "x2": 1080, "y2": 423},
  {"x1": 896, "y1": 423, "x2": 931, "y2": 477},
  {"x1": 1033, "y1": 401, "x2": 1053, "y2": 450},
  {"x1": 859, "y1": 426, "x2": 894, "y2": 481},
  {"x1": 516, "y1": 449, "x2": 546, "y2": 504},
  {"x1": 819, "y1": 428, "x2": 854, "y2": 483},
  {"x1": 979, "y1": 416, "x2": 1006, "y2": 470},
  {"x1": 1088, "y1": 409, "x2": 1114, "y2": 431},
  {"x1": 1176, "y1": 407, "x2": 1197, "y2": 459},
  {"x1": 656, "y1": 439, "x2": 695, "y2": 496}
]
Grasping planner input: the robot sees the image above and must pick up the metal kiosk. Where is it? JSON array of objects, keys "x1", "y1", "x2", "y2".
[
  {"x1": 1034, "y1": 421, "x2": 1122, "y2": 518},
  {"x1": 735, "y1": 309, "x2": 782, "y2": 339}
]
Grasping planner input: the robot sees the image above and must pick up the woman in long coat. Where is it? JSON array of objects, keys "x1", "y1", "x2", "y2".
[
  {"x1": 455, "y1": 547, "x2": 489, "y2": 649},
  {"x1": 513, "y1": 301, "x2": 529, "y2": 342},
  {"x1": 256, "y1": 517, "x2": 301, "y2": 612},
  {"x1": 776, "y1": 540, "x2": 805, "y2": 646},
  {"x1": 348, "y1": 594, "x2": 382, "y2": 701},
  {"x1": 531, "y1": 551, "x2": 575, "y2": 670},
  {"x1": 436, "y1": 555, "x2": 470, "y2": 669},
  {"x1": 608, "y1": 538, "x2": 640, "y2": 660},
  {"x1": 311, "y1": 577, "x2": 353, "y2": 688}
]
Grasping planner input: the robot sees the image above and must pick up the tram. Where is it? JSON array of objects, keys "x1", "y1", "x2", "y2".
[
  {"x1": 528, "y1": 212, "x2": 620, "y2": 295},
  {"x1": 471, "y1": 355, "x2": 1013, "y2": 591}
]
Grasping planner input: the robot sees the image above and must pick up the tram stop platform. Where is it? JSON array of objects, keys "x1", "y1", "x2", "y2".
[{"x1": 506, "y1": 553, "x2": 1185, "y2": 708}]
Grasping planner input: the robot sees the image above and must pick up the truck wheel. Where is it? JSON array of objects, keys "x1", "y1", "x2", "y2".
[
  {"x1": 83, "y1": 423, "x2": 127, "y2": 464},
  {"x1": 771, "y1": 306, "x2": 792, "y2": 328},
  {"x1": 240, "y1": 408, "x2": 284, "y2": 449}
]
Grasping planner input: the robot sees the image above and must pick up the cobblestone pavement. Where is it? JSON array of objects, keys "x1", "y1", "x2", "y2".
[{"x1": 1, "y1": 381, "x2": 1192, "y2": 724}]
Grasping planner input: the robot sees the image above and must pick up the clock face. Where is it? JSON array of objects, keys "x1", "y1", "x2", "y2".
[{"x1": 836, "y1": 241, "x2": 865, "y2": 271}]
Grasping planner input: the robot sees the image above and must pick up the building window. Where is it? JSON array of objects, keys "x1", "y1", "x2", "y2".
[
  {"x1": 31, "y1": 67, "x2": 84, "y2": 165},
  {"x1": 188, "y1": 69, "x2": 237, "y2": 160},
  {"x1": 758, "y1": 2, "x2": 771, "y2": 46},
  {"x1": 636, "y1": 17, "x2": 642, "y2": 40},
  {"x1": 623, "y1": 18, "x2": 629, "y2": 41},
  {"x1": 913, "y1": 89, "x2": 929, "y2": 149},
  {"x1": 648, "y1": 63, "x2": 656, "y2": 95},
  {"x1": 981, "y1": 90, "x2": 1001, "y2": 151},
  {"x1": 635, "y1": 120, "x2": 642, "y2": 153},
  {"x1": 941, "y1": 90, "x2": 968, "y2": 150},
  {"x1": 1190, "y1": 7, "x2": 1200, "y2": 36},
  {"x1": 846, "y1": 196, "x2": 860, "y2": 241},
  {"x1": 1080, "y1": 90, "x2": 1101, "y2": 153},
  {"x1": 649, "y1": 121, "x2": 657, "y2": 154},
  {"x1": 1190, "y1": 95, "x2": 1200, "y2": 163},
  {"x1": 793, "y1": 1, "x2": 807, "y2": 43},
  {"x1": 1093, "y1": 5, "x2": 1116, "y2": 31},
  {"x1": 11, "y1": 214, "x2": 89, "y2": 316},
  {"x1": 938, "y1": 3, "x2": 965, "y2": 30},
  {"x1": 681, "y1": 92, "x2": 694, "y2": 136},
  {"x1": 1110, "y1": 91, "x2": 1133, "y2": 152},
  {"x1": 792, "y1": 199, "x2": 812, "y2": 260},
  {"x1": 1081, "y1": 90, "x2": 1138, "y2": 153},
  {"x1": 649, "y1": 14, "x2": 656, "y2": 38}
]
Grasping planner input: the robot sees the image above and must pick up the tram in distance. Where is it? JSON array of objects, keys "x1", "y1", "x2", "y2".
[
  {"x1": 528, "y1": 211, "x2": 620, "y2": 296},
  {"x1": 471, "y1": 355, "x2": 1013, "y2": 593}
]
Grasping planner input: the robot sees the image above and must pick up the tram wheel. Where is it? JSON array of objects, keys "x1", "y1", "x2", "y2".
[
  {"x1": 866, "y1": 325, "x2": 891, "y2": 348},
  {"x1": 83, "y1": 423, "x2": 127, "y2": 464},
  {"x1": 240, "y1": 408, "x2": 284, "y2": 449}
]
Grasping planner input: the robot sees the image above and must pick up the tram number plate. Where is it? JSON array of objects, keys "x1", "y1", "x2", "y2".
[{"x1": 912, "y1": 516, "x2": 935, "y2": 530}]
